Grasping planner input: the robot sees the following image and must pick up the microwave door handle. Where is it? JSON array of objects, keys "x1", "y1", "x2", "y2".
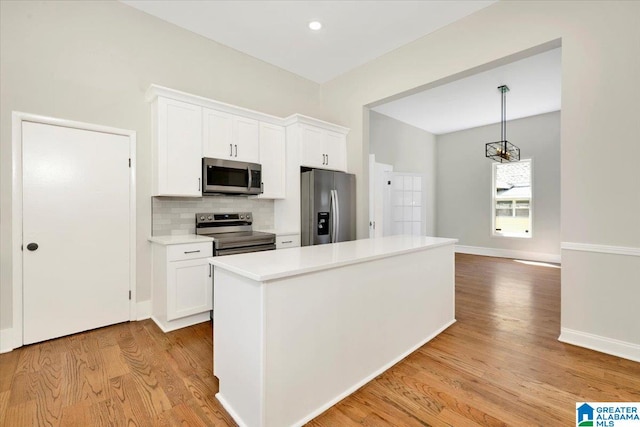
[{"x1": 247, "y1": 166, "x2": 252, "y2": 191}]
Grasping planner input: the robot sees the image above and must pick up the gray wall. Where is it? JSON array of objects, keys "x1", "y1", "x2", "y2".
[
  {"x1": 369, "y1": 111, "x2": 437, "y2": 235},
  {"x1": 436, "y1": 111, "x2": 561, "y2": 256},
  {"x1": 0, "y1": 0, "x2": 322, "y2": 330},
  {"x1": 320, "y1": 2, "x2": 640, "y2": 353}
]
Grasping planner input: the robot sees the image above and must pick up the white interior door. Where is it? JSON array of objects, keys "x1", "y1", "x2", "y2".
[
  {"x1": 22, "y1": 121, "x2": 131, "y2": 345},
  {"x1": 373, "y1": 162, "x2": 393, "y2": 237}
]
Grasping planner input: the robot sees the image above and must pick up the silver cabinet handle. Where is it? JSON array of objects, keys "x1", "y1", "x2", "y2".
[
  {"x1": 326, "y1": 154, "x2": 329, "y2": 164},
  {"x1": 281, "y1": 240, "x2": 293, "y2": 244},
  {"x1": 230, "y1": 144, "x2": 233, "y2": 156},
  {"x1": 184, "y1": 250, "x2": 201, "y2": 254},
  {"x1": 209, "y1": 264, "x2": 212, "y2": 277},
  {"x1": 198, "y1": 178, "x2": 201, "y2": 191},
  {"x1": 234, "y1": 144, "x2": 238, "y2": 157}
]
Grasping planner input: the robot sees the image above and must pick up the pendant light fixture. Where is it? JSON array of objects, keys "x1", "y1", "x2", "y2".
[{"x1": 485, "y1": 85, "x2": 520, "y2": 163}]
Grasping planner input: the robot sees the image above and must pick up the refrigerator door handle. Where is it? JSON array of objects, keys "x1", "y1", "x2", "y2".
[
  {"x1": 330, "y1": 189, "x2": 339, "y2": 243},
  {"x1": 329, "y1": 190, "x2": 336, "y2": 243},
  {"x1": 334, "y1": 189, "x2": 340, "y2": 242}
]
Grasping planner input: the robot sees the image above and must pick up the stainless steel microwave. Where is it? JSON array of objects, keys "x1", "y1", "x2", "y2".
[{"x1": 202, "y1": 158, "x2": 262, "y2": 195}]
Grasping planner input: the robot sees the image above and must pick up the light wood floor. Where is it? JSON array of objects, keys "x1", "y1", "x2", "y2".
[{"x1": 1, "y1": 254, "x2": 639, "y2": 426}]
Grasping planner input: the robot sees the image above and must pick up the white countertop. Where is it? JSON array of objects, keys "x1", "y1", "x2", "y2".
[
  {"x1": 148, "y1": 235, "x2": 214, "y2": 245},
  {"x1": 209, "y1": 235, "x2": 457, "y2": 281}
]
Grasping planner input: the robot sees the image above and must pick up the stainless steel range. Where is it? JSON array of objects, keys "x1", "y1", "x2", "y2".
[{"x1": 195, "y1": 212, "x2": 275, "y2": 256}]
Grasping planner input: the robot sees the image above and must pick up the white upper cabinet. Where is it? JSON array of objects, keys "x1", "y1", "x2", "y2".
[
  {"x1": 257, "y1": 122, "x2": 286, "y2": 199},
  {"x1": 147, "y1": 86, "x2": 350, "y2": 202},
  {"x1": 324, "y1": 130, "x2": 348, "y2": 172},
  {"x1": 202, "y1": 108, "x2": 233, "y2": 160},
  {"x1": 203, "y1": 108, "x2": 260, "y2": 164},
  {"x1": 299, "y1": 125, "x2": 325, "y2": 169},
  {"x1": 153, "y1": 97, "x2": 202, "y2": 197},
  {"x1": 298, "y1": 121, "x2": 348, "y2": 172}
]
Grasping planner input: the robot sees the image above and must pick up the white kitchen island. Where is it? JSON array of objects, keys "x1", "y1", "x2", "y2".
[{"x1": 209, "y1": 235, "x2": 457, "y2": 427}]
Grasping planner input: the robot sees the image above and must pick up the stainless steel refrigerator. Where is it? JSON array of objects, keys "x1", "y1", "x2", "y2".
[{"x1": 301, "y1": 169, "x2": 356, "y2": 246}]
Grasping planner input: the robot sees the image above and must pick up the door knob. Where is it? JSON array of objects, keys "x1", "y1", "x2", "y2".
[{"x1": 26, "y1": 243, "x2": 39, "y2": 251}]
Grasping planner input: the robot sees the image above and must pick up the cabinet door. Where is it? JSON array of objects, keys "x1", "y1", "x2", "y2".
[
  {"x1": 156, "y1": 97, "x2": 202, "y2": 196},
  {"x1": 167, "y1": 258, "x2": 212, "y2": 321},
  {"x1": 276, "y1": 234, "x2": 300, "y2": 249},
  {"x1": 234, "y1": 117, "x2": 260, "y2": 163},
  {"x1": 324, "y1": 130, "x2": 347, "y2": 172},
  {"x1": 257, "y1": 122, "x2": 285, "y2": 199},
  {"x1": 203, "y1": 108, "x2": 234, "y2": 159},
  {"x1": 299, "y1": 125, "x2": 325, "y2": 168}
]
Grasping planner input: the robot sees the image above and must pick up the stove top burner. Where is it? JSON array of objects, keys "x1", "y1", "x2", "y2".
[{"x1": 195, "y1": 212, "x2": 276, "y2": 255}]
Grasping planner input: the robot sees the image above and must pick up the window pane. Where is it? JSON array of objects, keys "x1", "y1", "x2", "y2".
[{"x1": 493, "y1": 160, "x2": 532, "y2": 237}]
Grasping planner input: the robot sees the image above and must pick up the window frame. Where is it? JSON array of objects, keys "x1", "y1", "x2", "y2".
[{"x1": 491, "y1": 158, "x2": 533, "y2": 239}]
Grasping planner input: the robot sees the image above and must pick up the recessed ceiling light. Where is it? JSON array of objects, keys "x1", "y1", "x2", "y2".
[{"x1": 308, "y1": 21, "x2": 322, "y2": 31}]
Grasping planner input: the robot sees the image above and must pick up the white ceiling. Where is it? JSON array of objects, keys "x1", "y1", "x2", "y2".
[
  {"x1": 120, "y1": 0, "x2": 496, "y2": 84},
  {"x1": 120, "y1": 1, "x2": 559, "y2": 134},
  {"x1": 372, "y1": 48, "x2": 562, "y2": 135}
]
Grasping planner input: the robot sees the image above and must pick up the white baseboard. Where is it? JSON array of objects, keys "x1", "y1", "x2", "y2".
[
  {"x1": 455, "y1": 245, "x2": 561, "y2": 263},
  {"x1": 151, "y1": 313, "x2": 211, "y2": 333},
  {"x1": 0, "y1": 327, "x2": 16, "y2": 354},
  {"x1": 216, "y1": 393, "x2": 250, "y2": 427},
  {"x1": 215, "y1": 319, "x2": 456, "y2": 427},
  {"x1": 559, "y1": 328, "x2": 640, "y2": 363},
  {"x1": 561, "y1": 242, "x2": 640, "y2": 257},
  {"x1": 136, "y1": 300, "x2": 152, "y2": 320}
]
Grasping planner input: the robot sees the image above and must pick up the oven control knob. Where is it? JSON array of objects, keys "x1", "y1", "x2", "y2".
[
  {"x1": 207, "y1": 215, "x2": 213, "y2": 220},
  {"x1": 240, "y1": 215, "x2": 245, "y2": 219},
  {"x1": 246, "y1": 214, "x2": 251, "y2": 220},
  {"x1": 200, "y1": 216, "x2": 205, "y2": 220}
]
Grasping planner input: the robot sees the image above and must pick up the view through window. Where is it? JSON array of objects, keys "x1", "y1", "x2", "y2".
[{"x1": 493, "y1": 159, "x2": 532, "y2": 237}]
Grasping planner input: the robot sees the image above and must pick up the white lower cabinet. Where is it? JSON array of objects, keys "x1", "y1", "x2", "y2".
[
  {"x1": 151, "y1": 241, "x2": 213, "y2": 332},
  {"x1": 276, "y1": 233, "x2": 301, "y2": 249}
]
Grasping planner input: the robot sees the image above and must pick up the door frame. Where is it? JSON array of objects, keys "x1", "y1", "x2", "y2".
[{"x1": 11, "y1": 112, "x2": 137, "y2": 350}]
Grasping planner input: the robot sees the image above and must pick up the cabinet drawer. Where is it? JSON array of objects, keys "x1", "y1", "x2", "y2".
[
  {"x1": 167, "y1": 242, "x2": 213, "y2": 261},
  {"x1": 276, "y1": 234, "x2": 300, "y2": 249}
]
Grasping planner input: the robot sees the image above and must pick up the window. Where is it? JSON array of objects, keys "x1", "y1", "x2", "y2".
[{"x1": 492, "y1": 159, "x2": 532, "y2": 238}]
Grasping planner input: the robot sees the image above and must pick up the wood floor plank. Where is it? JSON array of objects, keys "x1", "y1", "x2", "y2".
[{"x1": 1, "y1": 254, "x2": 638, "y2": 426}]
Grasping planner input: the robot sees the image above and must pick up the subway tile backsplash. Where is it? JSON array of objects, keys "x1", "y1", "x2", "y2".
[{"x1": 152, "y1": 196, "x2": 274, "y2": 235}]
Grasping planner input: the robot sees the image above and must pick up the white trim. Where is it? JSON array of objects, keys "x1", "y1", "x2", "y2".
[
  {"x1": 145, "y1": 84, "x2": 284, "y2": 126},
  {"x1": 136, "y1": 300, "x2": 152, "y2": 321},
  {"x1": 216, "y1": 393, "x2": 251, "y2": 427},
  {"x1": 559, "y1": 328, "x2": 640, "y2": 363},
  {"x1": 455, "y1": 245, "x2": 561, "y2": 263},
  {"x1": 561, "y1": 242, "x2": 640, "y2": 257},
  {"x1": 150, "y1": 313, "x2": 210, "y2": 333},
  {"x1": 144, "y1": 85, "x2": 350, "y2": 135},
  {"x1": 288, "y1": 319, "x2": 456, "y2": 427},
  {"x1": 11, "y1": 111, "x2": 137, "y2": 351},
  {"x1": 282, "y1": 113, "x2": 350, "y2": 134},
  {"x1": 0, "y1": 328, "x2": 15, "y2": 354},
  {"x1": 216, "y1": 319, "x2": 456, "y2": 427}
]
